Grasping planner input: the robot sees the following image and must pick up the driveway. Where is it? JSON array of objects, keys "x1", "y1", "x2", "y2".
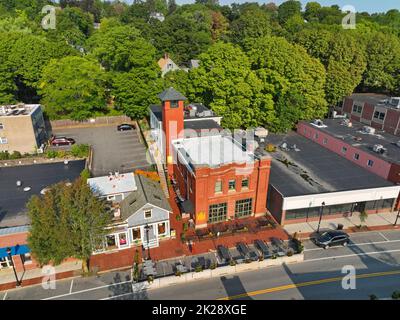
[{"x1": 52, "y1": 126, "x2": 151, "y2": 177}]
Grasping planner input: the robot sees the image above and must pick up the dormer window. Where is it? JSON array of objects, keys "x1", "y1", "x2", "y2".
[{"x1": 144, "y1": 209, "x2": 152, "y2": 219}]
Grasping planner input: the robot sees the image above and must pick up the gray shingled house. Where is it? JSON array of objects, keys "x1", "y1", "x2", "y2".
[{"x1": 94, "y1": 174, "x2": 172, "y2": 253}]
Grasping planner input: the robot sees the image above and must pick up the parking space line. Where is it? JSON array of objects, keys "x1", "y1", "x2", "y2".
[
  {"x1": 379, "y1": 232, "x2": 390, "y2": 242},
  {"x1": 3, "y1": 292, "x2": 7, "y2": 300},
  {"x1": 305, "y1": 248, "x2": 400, "y2": 262},
  {"x1": 69, "y1": 279, "x2": 74, "y2": 294},
  {"x1": 304, "y1": 238, "x2": 400, "y2": 252}
]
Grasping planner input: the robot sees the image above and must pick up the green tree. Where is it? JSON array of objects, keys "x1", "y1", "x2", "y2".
[
  {"x1": 304, "y1": 2, "x2": 321, "y2": 22},
  {"x1": 112, "y1": 68, "x2": 163, "y2": 119},
  {"x1": 246, "y1": 36, "x2": 327, "y2": 131},
  {"x1": 40, "y1": 56, "x2": 108, "y2": 120},
  {"x1": 89, "y1": 25, "x2": 157, "y2": 72},
  {"x1": 189, "y1": 42, "x2": 274, "y2": 129},
  {"x1": 277, "y1": 0, "x2": 301, "y2": 25},
  {"x1": 362, "y1": 32, "x2": 400, "y2": 93},
  {"x1": 27, "y1": 178, "x2": 111, "y2": 273}
]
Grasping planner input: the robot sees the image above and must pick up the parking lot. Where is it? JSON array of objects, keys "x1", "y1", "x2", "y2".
[{"x1": 52, "y1": 125, "x2": 151, "y2": 177}]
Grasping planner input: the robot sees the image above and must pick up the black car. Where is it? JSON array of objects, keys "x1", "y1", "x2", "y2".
[
  {"x1": 117, "y1": 124, "x2": 135, "y2": 131},
  {"x1": 314, "y1": 230, "x2": 350, "y2": 249}
]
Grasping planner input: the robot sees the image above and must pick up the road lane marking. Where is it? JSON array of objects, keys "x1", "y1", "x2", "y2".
[
  {"x1": 69, "y1": 280, "x2": 74, "y2": 294},
  {"x1": 304, "y1": 239, "x2": 400, "y2": 252},
  {"x1": 42, "y1": 279, "x2": 132, "y2": 300},
  {"x1": 3, "y1": 292, "x2": 7, "y2": 300},
  {"x1": 218, "y1": 269, "x2": 400, "y2": 300},
  {"x1": 379, "y1": 232, "x2": 390, "y2": 242},
  {"x1": 305, "y1": 248, "x2": 400, "y2": 262}
]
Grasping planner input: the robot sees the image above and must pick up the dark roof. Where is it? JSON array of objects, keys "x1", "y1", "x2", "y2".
[
  {"x1": 260, "y1": 132, "x2": 393, "y2": 197},
  {"x1": 349, "y1": 93, "x2": 389, "y2": 106},
  {"x1": 301, "y1": 119, "x2": 400, "y2": 164},
  {"x1": 149, "y1": 104, "x2": 162, "y2": 121},
  {"x1": 0, "y1": 160, "x2": 86, "y2": 228},
  {"x1": 120, "y1": 175, "x2": 171, "y2": 220},
  {"x1": 158, "y1": 87, "x2": 187, "y2": 102},
  {"x1": 184, "y1": 119, "x2": 222, "y2": 131}
]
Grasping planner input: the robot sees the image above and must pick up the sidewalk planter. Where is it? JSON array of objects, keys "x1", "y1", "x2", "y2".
[{"x1": 138, "y1": 253, "x2": 305, "y2": 291}]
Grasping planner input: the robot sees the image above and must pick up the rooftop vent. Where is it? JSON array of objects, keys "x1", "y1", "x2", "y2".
[
  {"x1": 361, "y1": 126, "x2": 375, "y2": 135},
  {"x1": 311, "y1": 119, "x2": 326, "y2": 128},
  {"x1": 389, "y1": 97, "x2": 400, "y2": 109},
  {"x1": 373, "y1": 144, "x2": 387, "y2": 154}
]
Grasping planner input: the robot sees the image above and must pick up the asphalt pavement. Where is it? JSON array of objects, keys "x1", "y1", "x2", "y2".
[{"x1": 3, "y1": 229, "x2": 400, "y2": 300}]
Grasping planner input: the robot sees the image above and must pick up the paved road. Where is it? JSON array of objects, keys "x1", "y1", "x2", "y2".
[
  {"x1": 53, "y1": 126, "x2": 151, "y2": 177},
  {"x1": 2, "y1": 230, "x2": 400, "y2": 300}
]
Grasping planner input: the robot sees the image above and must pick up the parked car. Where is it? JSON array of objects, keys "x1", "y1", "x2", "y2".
[
  {"x1": 236, "y1": 242, "x2": 258, "y2": 262},
  {"x1": 216, "y1": 245, "x2": 231, "y2": 265},
  {"x1": 270, "y1": 237, "x2": 287, "y2": 257},
  {"x1": 117, "y1": 124, "x2": 135, "y2": 131},
  {"x1": 50, "y1": 136, "x2": 75, "y2": 146},
  {"x1": 314, "y1": 230, "x2": 350, "y2": 249}
]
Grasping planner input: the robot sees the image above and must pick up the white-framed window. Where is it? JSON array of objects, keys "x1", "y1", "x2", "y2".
[
  {"x1": 0, "y1": 256, "x2": 12, "y2": 269},
  {"x1": 323, "y1": 138, "x2": 328, "y2": 145},
  {"x1": 0, "y1": 123, "x2": 3, "y2": 130},
  {"x1": 341, "y1": 146, "x2": 347, "y2": 154},
  {"x1": 241, "y1": 178, "x2": 249, "y2": 189},
  {"x1": 373, "y1": 111, "x2": 385, "y2": 121},
  {"x1": 0, "y1": 137, "x2": 7, "y2": 144},
  {"x1": 105, "y1": 234, "x2": 118, "y2": 250},
  {"x1": 215, "y1": 180, "x2": 222, "y2": 193},
  {"x1": 367, "y1": 160, "x2": 374, "y2": 167},
  {"x1": 117, "y1": 232, "x2": 128, "y2": 248},
  {"x1": 352, "y1": 104, "x2": 363, "y2": 114},
  {"x1": 21, "y1": 253, "x2": 32, "y2": 264},
  {"x1": 131, "y1": 227, "x2": 141, "y2": 241},
  {"x1": 228, "y1": 179, "x2": 236, "y2": 191},
  {"x1": 314, "y1": 133, "x2": 319, "y2": 139},
  {"x1": 354, "y1": 153, "x2": 360, "y2": 160},
  {"x1": 144, "y1": 209, "x2": 152, "y2": 219},
  {"x1": 158, "y1": 222, "x2": 167, "y2": 235}
]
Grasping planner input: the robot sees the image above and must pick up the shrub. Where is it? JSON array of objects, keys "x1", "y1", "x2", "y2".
[
  {"x1": 392, "y1": 291, "x2": 400, "y2": 300},
  {"x1": 71, "y1": 144, "x2": 90, "y2": 158},
  {"x1": 369, "y1": 294, "x2": 378, "y2": 300},
  {"x1": 359, "y1": 210, "x2": 368, "y2": 225},
  {"x1": 147, "y1": 275, "x2": 154, "y2": 283},
  {"x1": 0, "y1": 151, "x2": 10, "y2": 160},
  {"x1": 57, "y1": 150, "x2": 68, "y2": 158},
  {"x1": 46, "y1": 150, "x2": 58, "y2": 158},
  {"x1": 80, "y1": 168, "x2": 91, "y2": 181},
  {"x1": 287, "y1": 249, "x2": 294, "y2": 257},
  {"x1": 180, "y1": 232, "x2": 186, "y2": 243},
  {"x1": 195, "y1": 264, "x2": 202, "y2": 272},
  {"x1": 175, "y1": 270, "x2": 182, "y2": 277},
  {"x1": 183, "y1": 222, "x2": 188, "y2": 232},
  {"x1": 10, "y1": 151, "x2": 22, "y2": 159},
  {"x1": 229, "y1": 259, "x2": 236, "y2": 266},
  {"x1": 175, "y1": 214, "x2": 182, "y2": 221},
  {"x1": 210, "y1": 262, "x2": 217, "y2": 270}
]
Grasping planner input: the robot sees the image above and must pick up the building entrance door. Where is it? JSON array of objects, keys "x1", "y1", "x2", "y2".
[{"x1": 354, "y1": 202, "x2": 366, "y2": 213}]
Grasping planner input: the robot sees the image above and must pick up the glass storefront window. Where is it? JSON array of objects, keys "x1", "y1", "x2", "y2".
[
  {"x1": 132, "y1": 228, "x2": 141, "y2": 240},
  {"x1": 158, "y1": 222, "x2": 166, "y2": 235},
  {"x1": 118, "y1": 233, "x2": 128, "y2": 247},
  {"x1": 106, "y1": 234, "x2": 117, "y2": 249}
]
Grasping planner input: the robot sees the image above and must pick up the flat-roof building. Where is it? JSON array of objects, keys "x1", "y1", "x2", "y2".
[
  {"x1": 260, "y1": 132, "x2": 399, "y2": 225},
  {"x1": 0, "y1": 104, "x2": 47, "y2": 154}
]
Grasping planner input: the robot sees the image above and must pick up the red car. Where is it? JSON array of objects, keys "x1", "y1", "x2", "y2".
[{"x1": 50, "y1": 136, "x2": 76, "y2": 146}]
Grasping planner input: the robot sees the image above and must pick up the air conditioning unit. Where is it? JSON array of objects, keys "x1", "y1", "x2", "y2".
[
  {"x1": 373, "y1": 144, "x2": 386, "y2": 154},
  {"x1": 312, "y1": 119, "x2": 324, "y2": 127},
  {"x1": 362, "y1": 126, "x2": 375, "y2": 135},
  {"x1": 389, "y1": 97, "x2": 400, "y2": 109}
]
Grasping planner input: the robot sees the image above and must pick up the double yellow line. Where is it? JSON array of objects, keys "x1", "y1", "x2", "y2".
[{"x1": 218, "y1": 269, "x2": 400, "y2": 300}]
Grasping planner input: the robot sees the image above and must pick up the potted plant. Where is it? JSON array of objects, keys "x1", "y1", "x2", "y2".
[
  {"x1": 210, "y1": 262, "x2": 217, "y2": 270},
  {"x1": 229, "y1": 259, "x2": 236, "y2": 266},
  {"x1": 175, "y1": 270, "x2": 182, "y2": 277},
  {"x1": 147, "y1": 275, "x2": 154, "y2": 283},
  {"x1": 392, "y1": 290, "x2": 400, "y2": 300},
  {"x1": 359, "y1": 210, "x2": 368, "y2": 226},
  {"x1": 195, "y1": 265, "x2": 203, "y2": 272}
]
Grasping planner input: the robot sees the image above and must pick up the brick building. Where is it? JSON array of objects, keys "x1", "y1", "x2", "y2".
[
  {"x1": 151, "y1": 88, "x2": 271, "y2": 229},
  {"x1": 335, "y1": 93, "x2": 400, "y2": 136}
]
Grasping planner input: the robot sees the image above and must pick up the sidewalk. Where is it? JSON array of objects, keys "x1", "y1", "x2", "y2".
[
  {"x1": 0, "y1": 260, "x2": 82, "y2": 291},
  {"x1": 284, "y1": 211, "x2": 400, "y2": 237}
]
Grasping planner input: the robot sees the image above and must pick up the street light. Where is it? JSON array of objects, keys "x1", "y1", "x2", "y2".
[
  {"x1": 316, "y1": 202, "x2": 326, "y2": 234},
  {"x1": 144, "y1": 224, "x2": 151, "y2": 260},
  {"x1": 6, "y1": 247, "x2": 21, "y2": 287}
]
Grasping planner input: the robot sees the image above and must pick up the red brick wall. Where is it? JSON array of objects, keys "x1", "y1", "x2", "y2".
[
  {"x1": 385, "y1": 108, "x2": 400, "y2": 135},
  {"x1": 267, "y1": 186, "x2": 284, "y2": 224},
  {"x1": 174, "y1": 157, "x2": 271, "y2": 228}
]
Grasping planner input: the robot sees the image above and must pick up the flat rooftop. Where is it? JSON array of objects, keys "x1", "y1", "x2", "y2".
[
  {"x1": 149, "y1": 103, "x2": 220, "y2": 122},
  {"x1": 258, "y1": 132, "x2": 393, "y2": 197},
  {"x1": 301, "y1": 118, "x2": 400, "y2": 164},
  {"x1": 0, "y1": 104, "x2": 40, "y2": 117},
  {"x1": 87, "y1": 172, "x2": 137, "y2": 196},
  {"x1": 173, "y1": 135, "x2": 254, "y2": 169},
  {"x1": 0, "y1": 160, "x2": 86, "y2": 228}
]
